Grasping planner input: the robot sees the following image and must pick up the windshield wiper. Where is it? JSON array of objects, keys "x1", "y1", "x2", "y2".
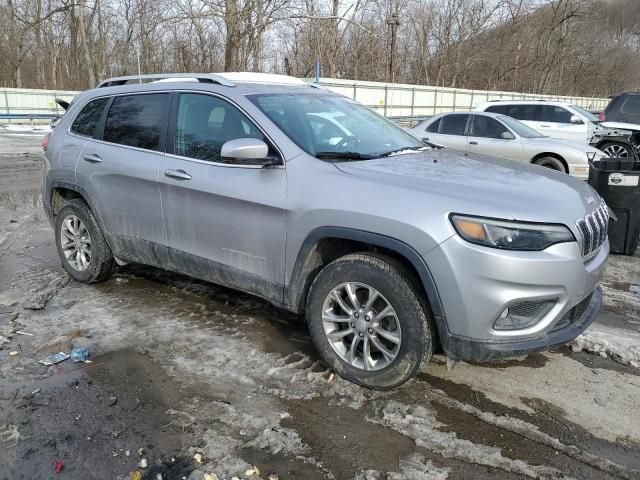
[
  {"x1": 378, "y1": 146, "x2": 430, "y2": 157},
  {"x1": 314, "y1": 151, "x2": 378, "y2": 161}
]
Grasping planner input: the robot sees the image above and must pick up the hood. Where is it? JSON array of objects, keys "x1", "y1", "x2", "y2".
[
  {"x1": 599, "y1": 121, "x2": 640, "y2": 133},
  {"x1": 523, "y1": 136, "x2": 599, "y2": 152},
  {"x1": 334, "y1": 150, "x2": 599, "y2": 227}
]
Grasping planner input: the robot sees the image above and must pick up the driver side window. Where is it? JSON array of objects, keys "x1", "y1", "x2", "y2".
[{"x1": 174, "y1": 93, "x2": 268, "y2": 163}]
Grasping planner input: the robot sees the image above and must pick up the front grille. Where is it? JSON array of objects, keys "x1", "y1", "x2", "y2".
[
  {"x1": 576, "y1": 202, "x2": 609, "y2": 260},
  {"x1": 550, "y1": 293, "x2": 593, "y2": 333}
]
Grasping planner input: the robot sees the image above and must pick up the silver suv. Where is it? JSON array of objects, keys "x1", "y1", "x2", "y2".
[{"x1": 42, "y1": 73, "x2": 609, "y2": 388}]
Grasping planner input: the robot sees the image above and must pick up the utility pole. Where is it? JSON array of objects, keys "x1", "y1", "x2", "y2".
[{"x1": 387, "y1": 6, "x2": 400, "y2": 83}]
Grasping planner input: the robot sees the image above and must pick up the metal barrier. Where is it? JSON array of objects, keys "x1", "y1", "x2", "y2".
[{"x1": 1, "y1": 79, "x2": 609, "y2": 122}]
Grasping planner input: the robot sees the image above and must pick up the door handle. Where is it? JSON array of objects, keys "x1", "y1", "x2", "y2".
[
  {"x1": 164, "y1": 169, "x2": 192, "y2": 180},
  {"x1": 83, "y1": 153, "x2": 102, "y2": 163},
  {"x1": 539, "y1": 124, "x2": 551, "y2": 128},
  {"x1": 469, "y1": 141, "x2": 478, "y2": 145},
  {"x1": 422, "y1": 137, "x2": 429, "y2": 141}
]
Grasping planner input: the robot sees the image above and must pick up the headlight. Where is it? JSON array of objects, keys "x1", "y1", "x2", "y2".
[{"x1": 450, "y1": 214, "x2": 575, "y2": 251}]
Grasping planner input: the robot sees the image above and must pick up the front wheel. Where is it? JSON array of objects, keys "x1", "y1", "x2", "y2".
[
  {"x1": 599, "y1": 141, "x2": 633, "y2": 159},
  {"x1": 306, "y1": 253, "x2": 434, "y2": 389},
  {"x1": 533, "y1": 156, "x2": 567, "y2": 173}
]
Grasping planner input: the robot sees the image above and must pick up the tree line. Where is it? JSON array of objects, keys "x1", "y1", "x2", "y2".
[{"x1": 1, "y1": 0, "x2": 639, "y2": 97}]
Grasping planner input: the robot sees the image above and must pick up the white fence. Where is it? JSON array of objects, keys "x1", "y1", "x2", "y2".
[{"x1": 0, "y1": 78, "x2": 609, "y2": 120}]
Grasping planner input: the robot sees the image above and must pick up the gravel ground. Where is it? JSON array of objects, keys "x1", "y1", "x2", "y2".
[{"x1": 1, "y1": 131, "x2": 640, "y2": 480}]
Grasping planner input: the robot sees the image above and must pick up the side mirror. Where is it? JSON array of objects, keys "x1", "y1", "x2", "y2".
[
  {"x1": 501, "y1": 131, "x2": 515, "y2": 140},
  {"x1": 570, "y1": 115, "x2": 584, "y2": 125},
  {"x1": 220, "y1": 138, "x2": 282, "y2": 167}
]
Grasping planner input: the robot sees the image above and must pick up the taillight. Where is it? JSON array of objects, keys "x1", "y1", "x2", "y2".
[
  {"x1": 598, "y1": 112, "x2": 606, "y2": 121},
  {"x1": 41, "y1": 133, "x2": 50, "y2": 151}
]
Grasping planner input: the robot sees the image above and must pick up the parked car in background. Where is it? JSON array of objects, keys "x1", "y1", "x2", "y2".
[
  {"x1": 600, "y1": 92, "x2": 640, "y2": 126},
  {"x1": 410, "y1": 112, "x2": 605, "y2": 179},
  {"x1": 42, "y1": 72, "x2": 608, "y2": 389},
  {"x1": 475, "y1": 100, "x2": 640, "y2": 160}
]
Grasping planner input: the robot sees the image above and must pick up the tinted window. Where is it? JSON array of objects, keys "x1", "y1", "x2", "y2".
[
  {"x1": 606, "y1": 94, "x2": 640, "y2": 123},
  {"x1": 175, "y1": 93, "x2": 267, "y2": 162},
  {"x1": 470, "y1": 116, "x2": 508, "y2": 139},
  {"x1": 438, "y1": 114, "x2": 469, "y2": 136},
  {"x1": 486, "y1": 104, "x2": 537, "y2": 121},
  {"x1": 426, "y1": 118, "x2": 440, "y2": 133},
  {"x1": 103, "y1": 94, "x2": 169, "y2": 151},
  {"x1": 539, "y1": 105, "x2": 572, "y2": 124},
  {"x1": 71, "y1": 97, "x2": 108, "y2": 137}
]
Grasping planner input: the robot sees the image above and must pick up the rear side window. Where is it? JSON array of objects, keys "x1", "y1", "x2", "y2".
[
  {"x1": 71, "y1": 97, "x2": 108, "y2": 137},
  {"x1": 606, "y1": 94, "x2": 640, "y2": 123},
  {"x1": 539, "y1": 105, "x2": 572, "y2": 124},
  {"x1": 103, "y1": 94, "x2": 170, "y2": 151},
  {"x1": 438, "y1": 114, "x2": 469, "y2": 136},
  {"x1": 486, "y1": 104, "x2": 537, "y2": 121},
  {"x1": 425, "y1": 118, "x2": 440, "y2": 133}
]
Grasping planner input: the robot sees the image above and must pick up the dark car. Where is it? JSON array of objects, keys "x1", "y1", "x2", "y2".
[{"x1": 600, "y1": 92, "x2": 640, "y2": 124}]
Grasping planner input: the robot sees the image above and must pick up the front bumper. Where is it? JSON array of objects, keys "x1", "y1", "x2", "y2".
[
  {"x1": 424, "y1": 234, "x2": 608, "y2": 361},
  {"x1": 443, "y1": 286, "x2": 601, "y2": 361}
]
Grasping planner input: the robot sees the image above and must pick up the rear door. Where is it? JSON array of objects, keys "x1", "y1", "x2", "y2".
[
  {"x1": 536, "y1": 105, "x2": 588, "y2": 143},
  {"x1": 466, "y1": 115, "x2": 523, "y2": 161},
  {"x1": 158, "y1": 92, "x2": 287, "y2": 302},
  {"x1": 426, "y1": 114, "x2": 470, "y2": 151},
  {"x1": 75, "y1": 92, "x2": 170, "y2": 265}
]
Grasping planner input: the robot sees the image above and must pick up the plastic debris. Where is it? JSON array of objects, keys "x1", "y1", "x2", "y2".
[
  {"x1": 138, "y1": 458, "x2": 148, "y2": 469},
  {"x1": 38, "y1": 352, "x2": 70, "y2": 366},
  {"x1": 9, "y1": 351, "x2": 19, "y2": 356},
  {"x1": 327, "y1": 373, "x2": 335, "y2": 383},
  {"x1": 244, "y1": 466, "x2": 261, "y2": 477},
  {"x1": 125, "y1": 450, "x2": 131, "y2": 457},
  {"x1": 137, "y1": 447, "x2": 145, "y2": 456},
  {"x1": 193, "y1": 452, "x2": 204, "y2": 464},
  {"x1": 129, "y1": 471, "x2": 142, "y2": 480},
  {"x1": 203, "y1": 474, "x2": 219, "y2": 480},
  {"x1": 268, "y1": 474, "x2": 279, "y2": 480},
  {"x1": 54, "y1": 461, "x2": 64, "y2": 473},
  {"x1": 16, "y1": 331, "x2": 34, "y2": 336},
  {"x1": 155, "y1": 474, "x2": 163, "y2": 480},
  {"x1": 108, "y1": 393, "x2": 118, "y2": 406},
  {"x1": 71, "y1": 347, "x2": 89, "y2": 363}
]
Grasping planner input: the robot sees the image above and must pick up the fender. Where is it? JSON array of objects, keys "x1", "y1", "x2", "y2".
[{"x1": 285, "y1": 226, "x2": 446, "y2": 325}]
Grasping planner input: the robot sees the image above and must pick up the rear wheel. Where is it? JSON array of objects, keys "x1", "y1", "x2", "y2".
[
  {"x1": 306, "y1": 252, "x2": 434, "y2": 389},
  {"x1": 599, "y1": 141, "x2": 632, "y2": 158},
  {"x1": 533, "y1": 156, "x2": 567, "y2": 173},
  {"x1": 55, "y1": 199, "x2": 116, "y2": 283}
]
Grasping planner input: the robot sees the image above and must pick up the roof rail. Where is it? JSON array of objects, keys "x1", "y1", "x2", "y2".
[{"x1": 96, "y1": 73, "x2": 236, "y2": 88}]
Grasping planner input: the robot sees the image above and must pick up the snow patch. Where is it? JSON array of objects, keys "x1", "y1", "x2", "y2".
[
  {"x1": 1, "y1": 124, "x2": 51, "y2": 133},
  {"x1": 354, "y1": 453, "x2": 450, "y2": 480},
  {"x1": 570, "y1": 324, "x2": 640, "y2": 368},
  {"x1": 368, "y1": 400, "x2": 570, "y2": 479}
]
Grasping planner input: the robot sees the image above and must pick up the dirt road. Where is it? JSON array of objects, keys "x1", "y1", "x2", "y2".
[{"x1": 1, "y1": 132, "x2": 640, "y2": 480}]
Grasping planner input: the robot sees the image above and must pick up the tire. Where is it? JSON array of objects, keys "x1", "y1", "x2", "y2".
[
  {"x1": 599, "y1": 141, "x2": 632, "y2": 159},
  {"x1": 55, "y1": 198, "x2": 116, "y2": 283},
  {"x1": 533, "y1": 156, "x2": 567, "y2": 173},
  {"x1": 306, "y1": 252, "x2": 434, "y2": 389}
]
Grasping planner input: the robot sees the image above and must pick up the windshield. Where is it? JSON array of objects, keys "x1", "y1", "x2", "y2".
[
  {"x1": 248, "y1": 93, "x2": 425, "y2": 159},
  {"x1": 570, "y1": 105, "x2": 599, "y2": 122},
  {"x1": 497, "y1": 115, "x2": 545, "y2": 138}
]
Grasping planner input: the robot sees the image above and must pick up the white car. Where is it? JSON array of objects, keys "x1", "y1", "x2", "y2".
[
  {"x1": 475, "y1": 100, "x2": 639, "y2": 159},
  {"x1": 410, "y1": 111, "x2": 605, "y2": 180}
]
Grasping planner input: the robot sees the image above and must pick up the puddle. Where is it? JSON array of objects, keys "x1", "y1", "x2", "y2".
[{"x1": 609, "y1": 281, "x2": 640, "y2": 295}]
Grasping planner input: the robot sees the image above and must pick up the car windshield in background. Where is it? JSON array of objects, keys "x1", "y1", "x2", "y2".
[
  {"x1": 498, "y1": 115, "x2": 546, "y2": 138},
  {"x1": 570, "y1": 105, "x2": 599, "y2": 122},
  {"x1": 248, "y1": 93, "x2": 425, "y2": 160}
]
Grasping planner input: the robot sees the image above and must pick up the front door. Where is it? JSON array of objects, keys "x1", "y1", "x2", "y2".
[
  {"x1": 75, "y1": 92, "x2": 170, "y2": 265},
  {"x1": 466, "y1": 115, "x2": 524, "y2": 162},
  {"x1": 158, "y1": 92, "x2": 287, "y2": 302},
  {"x1": 426, "y1": 113, "x2": 470, "y2": 152},
  {"x1": 535, "y1": 105, "x2": 588, "y2": 144}
]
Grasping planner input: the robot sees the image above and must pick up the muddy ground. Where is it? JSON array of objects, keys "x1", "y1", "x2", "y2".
[{"x1": 1, "y1": 130, "x2": 640, "y2": 480}]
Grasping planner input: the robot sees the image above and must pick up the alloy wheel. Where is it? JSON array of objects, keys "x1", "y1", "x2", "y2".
[
  {"x1": 322, "y1": 282, "x2": 401, "y2": 371},
  {"x1": 602, "y1": 144, "x2": 629, "y2": 157},
  {"x1": 60, "y1": 214, "x2": 92, "y2": 271}
]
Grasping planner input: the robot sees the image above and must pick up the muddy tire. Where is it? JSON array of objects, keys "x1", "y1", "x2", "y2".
[
  {"x1": 533, "y1": 156, "x2": 567, "y2": 173},
  {"x1": 55, "y1": 199, "x2": 116, "y2": 283},
  {"x1": 306, "y1": 252, "x2": 434, "y2": 389},
  {"x1": 599, "y1": 141, "x2": 632, "y2": 159}
]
